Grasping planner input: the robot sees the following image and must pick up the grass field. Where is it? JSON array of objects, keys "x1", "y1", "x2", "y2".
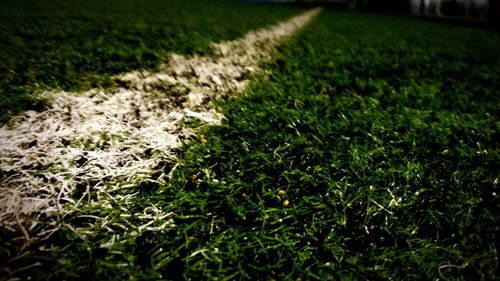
[
  {"x1": 144, "y1": 12, "x2": 500, "y2": 280},
  {"x1": 0, "y1": 0, "x2": 302, "y2": 123},
  {"x1": 2, "y1": 2, "x2": 500, "y2": 280}
]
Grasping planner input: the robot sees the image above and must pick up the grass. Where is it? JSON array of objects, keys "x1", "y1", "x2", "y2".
[
  {"x1": 157, "y1": 12, "x2": 500, "y2": 279},
  {"x1": 3, "y1": 7, "x2": 500, "y2": 281},
  {"x1": 0, "y1": 0, "x2": 302, "y2": 123}
]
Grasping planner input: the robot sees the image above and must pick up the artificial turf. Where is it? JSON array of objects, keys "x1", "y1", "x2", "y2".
[
  {"x1": 160, "y1": 11, "x2": 500, "y2": 280},
  {"x1": 0, "y1": 0, "x2": 302, "y2": 123},
  {"x1": 4, "y1": 7, "x2": 500, "y2": 281}
]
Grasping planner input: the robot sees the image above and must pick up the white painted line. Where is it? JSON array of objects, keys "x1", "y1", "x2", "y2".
[{"x1": 0, "y1": 8, "x2": 320, "y2": 255}]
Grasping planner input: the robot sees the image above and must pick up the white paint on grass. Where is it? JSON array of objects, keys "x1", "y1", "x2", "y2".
[{"x1": 0, "y1": 8, "x2": 320, "y2": 259}]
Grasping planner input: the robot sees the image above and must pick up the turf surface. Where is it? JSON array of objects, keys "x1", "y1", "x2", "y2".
[
  {"x1": 0, "y1": 0, "x2": 302, "y2": 123},
  {"x1": 3, "y1": 7, "x2": 500, "y2": 281},
  {"x1": 158, "y1": 11, "x2": 500, "y2": 280}
]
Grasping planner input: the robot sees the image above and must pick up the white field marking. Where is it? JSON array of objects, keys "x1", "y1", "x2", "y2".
[{"x1": 0, "y1": 8, "x2": 320, "y2": 254}]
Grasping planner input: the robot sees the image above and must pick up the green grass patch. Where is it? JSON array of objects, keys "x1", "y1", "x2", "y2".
[
  {"x1": 7, "y1": 9, "x2": 500, "y2": 281},
  {"x1": 0, "y1": 0, "x2": 302, "y2": 123}
]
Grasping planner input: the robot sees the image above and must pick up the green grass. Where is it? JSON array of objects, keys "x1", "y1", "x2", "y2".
[
  {"x1": 0, "y1": 0, "x2": 302, "y2": 123},
  {"x1": 5, "y1": 8, "x2": 500, "y2": 281},
  {"x1": 156, "y1": 12, "x2": 500, "y2": 279}
]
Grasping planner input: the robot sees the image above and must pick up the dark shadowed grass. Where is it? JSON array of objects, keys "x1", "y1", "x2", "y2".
[
  {"x1": 6, "y1": 10, "x2": 500, "y2": 281},
  {"x1": 0, "y1": 0, "x2": 302, "y2": 123}
]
